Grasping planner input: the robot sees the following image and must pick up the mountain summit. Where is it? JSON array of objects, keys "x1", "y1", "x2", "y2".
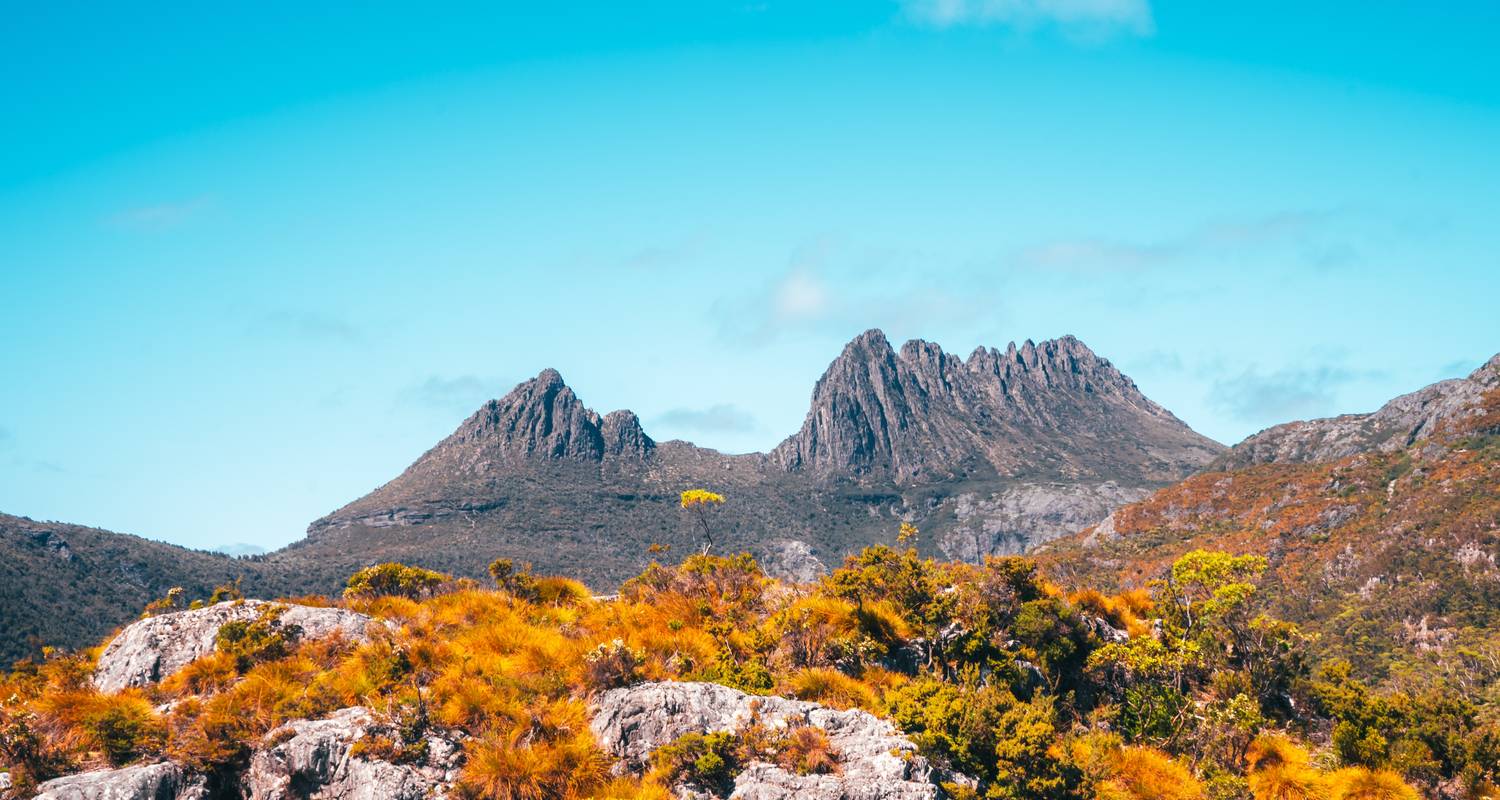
[
  {"x1": 772, "y1": 330, "x2": 1219, "y2": 483},
  {"x1": 289, "y1": 330, "x2": 1222, "y2": 589}
]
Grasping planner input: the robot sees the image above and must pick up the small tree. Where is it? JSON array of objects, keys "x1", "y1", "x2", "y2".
[{"x1": 680, "y1": 489, "x2": 725, "y2": 553}]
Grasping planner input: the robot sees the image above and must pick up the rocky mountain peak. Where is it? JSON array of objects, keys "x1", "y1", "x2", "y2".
[
  {"x1": 772, "y1": 329, "x2": 1220, "y2": 484},
  {"x1": 435, "y1": 369, "x2": 655, "y2": 467}
]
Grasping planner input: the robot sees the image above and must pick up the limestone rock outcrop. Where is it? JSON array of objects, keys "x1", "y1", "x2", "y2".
[
  {"x1": 92, "y1": 600, "x2": 376, "y2": 693},
  {"x1": 33, "y1": 762, "x2": 206, "y2": 800},
  {"x1": 590, "y1": 681, "x2": 969, "y2": 799},
  {"x1": 240, "y1": 707, "x2": 463, "y2": 800}
]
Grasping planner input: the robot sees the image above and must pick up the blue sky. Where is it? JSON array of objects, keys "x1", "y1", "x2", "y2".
[{"x1": 2, "y1": 1, "x2": 1497, "y2": 551}]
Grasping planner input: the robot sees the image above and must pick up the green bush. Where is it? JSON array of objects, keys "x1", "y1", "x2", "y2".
[
  {"x1": 343, "y1": 562, "x2": 449, "y2": 600},
  {"x1": 215, "y1": 604, "x2": 302, "y2": 671}
]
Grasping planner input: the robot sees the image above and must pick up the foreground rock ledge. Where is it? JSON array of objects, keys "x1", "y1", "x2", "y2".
[
  {"x1": 34, "y1": 762, "x2": 206, "y2": 800},
  {"x1": 242, "y1": 707, "x2": 463, "y2": 800},
  {"x1": 590, "y1": 680, "x2": 971, "y2": 800},
  {"x1": 92, "y1": 600, "x2": 378, "y2": 693}
]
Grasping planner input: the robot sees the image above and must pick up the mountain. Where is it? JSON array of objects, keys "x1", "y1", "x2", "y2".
[
  {"x1": 773, "y1": 331, "x2": 1218, "y2": 483},
  {"x1": 1211, "y1": 354, "x2": 1500, "y2": 469},
  {"x1": 1038, "y1": 352, "x2": 1500, "y2": 680},
  {"x1": 282, "y1": 330, "x2": 1222, "y2": 591},
  {"x1": 0, "y1": 513, "x2": 291, "y2": 666}
]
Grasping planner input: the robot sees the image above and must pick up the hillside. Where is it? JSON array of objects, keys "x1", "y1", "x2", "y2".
[
  {"x1": 0, "y1": 514, "x2": 291, "y2": 666},
  {"x1": 1039, "y1": 355, "x2": 1500, "y2": 682},
  {"x1": 5, "y1": 542, "x2": 1479, "y2": 798},
  {"x1": 284, "y1": 329, "x2": 1222, "y2": 592},
  {"x1": 1210, "y1": 354, "x2": 1500, "y2": 469}
]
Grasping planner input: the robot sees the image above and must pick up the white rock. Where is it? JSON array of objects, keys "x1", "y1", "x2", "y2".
[
  {"x1": 590, "y1": 681, "x2": 969, "y2": 800},
  {"x1": 33, "y1": 762, "x2": 206, "y2": 800},
  {"x1": 92, "y1": 600, "x2": 378, "y2": 693},
  {"x1": 240, "y1": 707, "x2": 460, "y2": 800}
]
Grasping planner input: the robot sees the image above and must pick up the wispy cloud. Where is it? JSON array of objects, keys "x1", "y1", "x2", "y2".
[
  {"x1": 106, "y1": 195, "x2": 213, "y2": 231},
  {"x1": 653, "y1": 404, "x2": 759, "y2": 434},
  {"x1": 399, "y1": 375, "x2": 510, "y2": 417},
  {"x1": 1207, "y1": 364, "x2": 1383, "y2": 425},
  {"x1": 623, "y1": 232, "x2": 712, "y2": 271},
  {"x1": 250, "y1": 310, "x2": 363, "y2": 344},
  {"x1": 1017, "y1": 210, "x2": 1346, "y2": 272},
  {"x1": 903, "y1": 0, "x2": 1155, "y2": 39}
]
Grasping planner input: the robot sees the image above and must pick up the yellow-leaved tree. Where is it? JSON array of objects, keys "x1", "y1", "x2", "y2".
[{"x1": 680, "y1": 489, "x2": 725, "y2": 552}]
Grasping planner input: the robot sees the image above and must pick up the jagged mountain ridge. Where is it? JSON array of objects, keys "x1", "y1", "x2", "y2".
[
  {"x1": 1211, "y1": 354, "x2": 1500, "y2": 469},
  {"x1": 772, "y1": 331, "x2": 1218, "y2": 483},
  {"x1": 292, "y1": 330, "x2": 1223, "y2": 590}
]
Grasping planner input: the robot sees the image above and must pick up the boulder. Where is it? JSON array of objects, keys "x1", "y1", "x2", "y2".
[
  {"x1": 92, "y1": 600, "x2": 377, "y2": 693},
  {"x1": 240, "y1": 707, "x2": 463, "y2": 800},
  {"x1": 33, "y1": 762, "x2": 205, "y2": 800},
  {"x1": 590, "y1": 681, "x2": 969, "y2": 800}
]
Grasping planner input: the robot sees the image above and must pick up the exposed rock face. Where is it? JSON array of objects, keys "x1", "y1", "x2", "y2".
[
  {"x1": 402, "y1": 368, "x2": 656, "y2": 475},
  {"x1": 939, "y1": 481, "x2": 1152, "y2": 561},
  {"x1": 33, "y1": 762, "x2": 205, "y2": 800},
  {"x1": 591, "y1": 681, "x2": 967, "y2": 799},
  {"x1": 772, "y1": 331, "x2": 1222, "y2": 484},
  {"x1": 759, "y1": 539, "x2": 829, "y2": 584},
  {"x1": 241, "y1": 707, "x2": 463, "y2": 800},
  {"x1": 92, "y1": 601, "x2": 376, "y2": 693},
  {"x1": 1214, "y1": 354, "x2": 1500, "y2": 468}
]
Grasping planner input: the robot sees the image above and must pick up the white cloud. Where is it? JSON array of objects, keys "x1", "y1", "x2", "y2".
[
  {"x1": 904, "y1": 0, "x2": 1154, "y2": 38},
  {"x1": 773, "y1": 270, "x2": 830, "y2": 320}
]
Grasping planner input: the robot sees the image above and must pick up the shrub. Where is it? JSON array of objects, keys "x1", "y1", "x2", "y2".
[
  {"x1": 776, "y1": 724, "x2": 839, "y2": 775},
  {"x1": 488, "y1": 558, "x2": 541, "y2": 601},
  {"x1": 142, "y1": 587, "x2": 185, "y2": 617},
  {"x1": 1246, "y1": 735, "x2": 1328, "y2": 800},
  {"x1": 1326, "y1": 768, "x2": 1419, "y2": 800},
  {"x1": 344, "y1": 563, "x2": 450, "y2": 600},
  {"x1": 1098, "y1": 745, "x2": 1205, "y2": 800},
  {"x1": 208, "y1": 578, "x2": 245, "y2": 605},
  {"x1": 780, "y1": 667, "x2": 876, "y2": 711},
  {"x1": 81, "y1": 695, "x2": 167, "y2": 766},
  {"x1": 455, "y1": 724, "x2": 612, "y2": 800},
  {"x1": 649, "y1": 731, "x2": 741, "y2": 792},
  {"x1": 583, "y1": 639, "x2": 642, "y2": 691},
  {"x1": 215, "y1": 605, "x2": 302, "y2": 671}
]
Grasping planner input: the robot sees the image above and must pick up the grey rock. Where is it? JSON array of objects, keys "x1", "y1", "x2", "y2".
[
  {"x1": 407, "y1": 368, "x2": 655, "y2": 474},
  {"x1": 591, "y1": 681, "x2": 969, "y2": 800},
  {"x1": 241, "y1": 707, "x2": 462, "y2": 800},
  {"x1": 1082, "y1": 613, "x2": 1130, "y2": 644},
  {"x1": 760, "y1": 539, "x2": 828, "y2": 583},
  {"x1": 939, "y1": 481, "x2": 1152, "y2": 560},
  {"x1": 34, "y1": 762, "x2": 205, "y2": 800},
  {"x1": 1215, "y1": 354, "x2": 1500, "y2": 468},
  {"x1": 772, "y1": 330, "x2": 1223, "y2": 484},
  {"x1": 92, "y1": 600, "x2": 377, "y2": 693}
]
